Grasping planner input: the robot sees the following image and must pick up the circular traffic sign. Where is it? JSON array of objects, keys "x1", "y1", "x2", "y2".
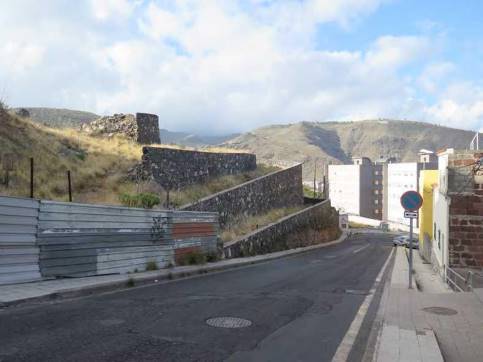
[{"x1": 400, "y1": 191, "x2": 423, "y2": 211}]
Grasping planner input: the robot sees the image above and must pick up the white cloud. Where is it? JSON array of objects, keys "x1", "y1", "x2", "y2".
[
  {"x1": 0, "y1": 0, "x2": 482, "y2": 134},
  {"x1": 365, "y1": 35, "x2": 433, "y2": 70},
  {"x1": 0, "y1": 42, "x2": 45, "y2": 74},
  {"x1": 424, "y1": 82, "x2": 483, "y2": 130},
  {"x1": 418, "y1": 62, "x2": 455, "y2": 93},
  {"x1": 90, "y1": 0, "x2": 139, "y2": 20}
]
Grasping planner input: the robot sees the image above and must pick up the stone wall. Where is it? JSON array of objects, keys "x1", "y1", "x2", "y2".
[
  {"x1": 81, "y1": 112, "x2": 160, "y2": 144},
  {"x1": 224, "y1": 200, "x2": 340, "y2": 258},
  {"x1": 182, "y1": 164, "x2": 304, "y2": 223},
  {"x1": 447, "y1": 151, "x2": 483, "y2": 269},
  {"x1": 135, "y1": 113, "x2": 160, "y2": 144},
  {"x1": 142, "y1": 147, "x2": 257, "y2": 190}
]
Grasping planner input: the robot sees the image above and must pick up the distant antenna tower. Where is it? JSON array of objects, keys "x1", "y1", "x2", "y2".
[{"x1": 470, "y1": 132, "x2": 480, "y2": 150}]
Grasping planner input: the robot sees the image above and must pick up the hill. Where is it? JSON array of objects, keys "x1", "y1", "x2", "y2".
[
  {"x1": 13, "y1": 107, "x2": 99, "y2": 128},
  {"x1": 160, "y1": 129, "x2": 240, "y2": 147},
  {"x1": 0, "y1": 106, "x2": 141, "y2": 203},
  {"x1": 0, "y1": 108, "x2": 268, "y2": 206},
  {"x1": 223, "y1": 119, "x2": 482, "y2": 180}
]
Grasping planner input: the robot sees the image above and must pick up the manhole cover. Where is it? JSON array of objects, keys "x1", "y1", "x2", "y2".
[
  {"x1": 332, "y1": 288, "x2": 369, "y2": 295},
  {"x1": 206, "y1": 317, "x2": 252, "y2": 328},
  {"x1": 422, "y1": 307, "x2": 458, "y2": 316}
]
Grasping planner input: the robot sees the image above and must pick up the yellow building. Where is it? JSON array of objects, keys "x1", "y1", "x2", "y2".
[{"x1": 418, "y1": 170, "x2": 439, "y2": 257}]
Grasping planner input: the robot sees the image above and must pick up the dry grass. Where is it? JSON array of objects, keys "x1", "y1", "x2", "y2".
[
  {"x1": 0, "y1": 109, "x2": 143, "y2": 203},
  {"x1": 0, "y1": 110, "x2": 274, "y2": 206},
  {"x1": 220, "y1": 206, "x2": 305, "y2": 243},
  {"x1": 170, "y1": 163, "x2": 279, "y2": 207}
]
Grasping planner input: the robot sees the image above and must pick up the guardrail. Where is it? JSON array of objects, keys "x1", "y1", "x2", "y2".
[{"x1": 445, "y1": 266, "x2": 483, "y2": 292}]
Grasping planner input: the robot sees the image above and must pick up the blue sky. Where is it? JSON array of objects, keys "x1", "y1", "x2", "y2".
[{"x1": 0, "y1": 0, "x2": 482, "y2": 134}]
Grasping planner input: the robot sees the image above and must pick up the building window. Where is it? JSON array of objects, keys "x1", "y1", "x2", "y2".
[
  {"x1": 374, "y1": 190, "x2": 379, "y2": 195},
  {"x1": 375, "y1": 209, "x2": 380, "y2": 214},
  {"x1": 374, "y1": 200, "x2": 379, "y2": 205}
]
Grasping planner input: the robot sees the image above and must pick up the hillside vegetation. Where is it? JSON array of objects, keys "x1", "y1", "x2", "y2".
[
  {"x1": 13, "y1": 107, "x2": 99, "y2": 128},
  {"x1": 0, "y1": 108, "x2": 272, "y2": 205},
  {"x1": 224, "y1": 120, "x2": 482, "y2": 179},
  {"x1": 0, "y1": 107, "x2": 141, "y2": 203}
]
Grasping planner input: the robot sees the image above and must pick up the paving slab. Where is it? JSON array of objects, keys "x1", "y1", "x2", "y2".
[{"x1": 373, "y1": 246, "x2": 483, "y2": 362}]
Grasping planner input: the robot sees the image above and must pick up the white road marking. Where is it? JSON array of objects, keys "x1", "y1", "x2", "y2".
[
  {"x1": 331, "y1": 247, "x2": 394, "y2": 362},
  {"x1": 353, "y1": 244, "x2": 370, "y2": 254}
]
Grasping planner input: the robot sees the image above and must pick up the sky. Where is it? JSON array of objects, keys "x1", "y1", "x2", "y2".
[{"x1": 1, "y1": 0, "x2": 483, "y2": 135}]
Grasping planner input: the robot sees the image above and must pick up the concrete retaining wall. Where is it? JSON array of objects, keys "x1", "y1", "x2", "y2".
[
  {"x1": 348, "y1": 214, "x2": 420, "y2": 234},
  {"x1": 182, "y1": 164, "x2": 304, "y2": 224},
  {"x1": 142, "y1": 147, "x2": 257, "y2": 190},
  {"x1": 224, "y1": 200, "x2": 340, "y2": 258}
]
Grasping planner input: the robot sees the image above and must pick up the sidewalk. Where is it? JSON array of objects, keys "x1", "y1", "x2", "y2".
[
  {"x1": 0, "y1": 232, "x2": 347, "y2": 307},
  {"x1": 374, "y1": 247, "x2": 483, "y2": 362}
]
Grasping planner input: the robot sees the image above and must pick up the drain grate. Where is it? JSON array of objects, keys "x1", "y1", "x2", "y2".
[
  {"x1": 206, "y1": 317, "x2": 252, "y2": 328},
  {"x1": 422, "y1": 307, "x2": 458, "y2": 316}
]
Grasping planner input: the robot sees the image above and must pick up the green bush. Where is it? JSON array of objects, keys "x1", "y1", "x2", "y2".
[
  {"x1": 126, "y1": 278, "x2": 135, "y2": 287},
  {"x1": 119, "y1": 192, "x2": 160, "y2": 209},
  {"x1": 177, "y1": 251, "x2": 207, "y2": 266},
  {"x1": 145, "y1": 260, "x2": 159, "y2": 271},
  {"x1": 206, "y1": 252, "x2": 220, "y2": 263}
]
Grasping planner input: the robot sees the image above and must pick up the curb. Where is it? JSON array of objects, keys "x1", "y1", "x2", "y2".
[{"x1": 1, "y1": 232, "x2": 349, "y2": 308}]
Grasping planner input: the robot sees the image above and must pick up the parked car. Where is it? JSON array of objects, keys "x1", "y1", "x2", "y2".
[
  {"x1": 404, "y1": 237, "x2": 419, "y2": 249},
  {"x1": 393, "y1": 235, "x2": 419, "y2": 248}
]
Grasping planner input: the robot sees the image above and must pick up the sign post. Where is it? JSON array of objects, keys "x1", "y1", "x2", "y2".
[{"x1": 400, "y1": 191, "x2": 423, "y2": 289}]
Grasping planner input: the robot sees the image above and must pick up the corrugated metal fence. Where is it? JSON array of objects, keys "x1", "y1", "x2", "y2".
[
  {"x1": 0, "y1": 196, "x2": 219, "y2": 284},
  {"x1": 0, "y1": 196, "x2": 42, "y2": 284}
]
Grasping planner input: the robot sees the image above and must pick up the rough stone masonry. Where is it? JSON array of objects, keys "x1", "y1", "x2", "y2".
[
  {"x1": 142, "y1": 147, "x2": 257, "y2": 190},
  {"x1": 182, "y1": 164, "x2": 304, "y2": 223},
  {"x1": 81, "y1": 112, "x2": 160, "y2": 144}
]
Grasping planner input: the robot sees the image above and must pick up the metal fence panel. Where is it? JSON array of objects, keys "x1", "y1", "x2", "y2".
[
  {"x1": 0, "y1": 196, "x2": 42, "y2": 285},
  {"x1": 38, "y1": 201, "x2": 219, "y2": 277},
  {"x1": 0, "y1": 196, "x2": 220, "y2": 282}
]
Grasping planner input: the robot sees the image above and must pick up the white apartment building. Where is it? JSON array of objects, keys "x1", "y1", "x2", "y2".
[
  {"x1": 387, "y1": 158, "x2": 438, "y2": 225},
  {"x1": 387, "y1": 163, "x2": 420, "y2": 225},
  {"x1": 328, "y1": 157, "x2": 382, "y2": 219}
]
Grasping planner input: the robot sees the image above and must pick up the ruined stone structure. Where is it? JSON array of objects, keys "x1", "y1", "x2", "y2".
[
  {"x1": 142, "y1": 147, "x2": 257, "y2": 190},
  {"x1": 182, "y1": 164, "x2": 304, "y2": 223},
  {"x1": 224, "y1": 200, "x2": 340, "y2": 258},
  {"x1": 81, "y1": 112, "x2": 160, "y2": 144}
]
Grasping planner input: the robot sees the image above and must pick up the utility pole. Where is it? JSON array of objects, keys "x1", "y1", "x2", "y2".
[
  {"x1": 313, "y1": 159, "x2": 317, "y2": 198},
  {"x1": 29, "y1": 157, "x2": 34, "y2": 199},
  {"x1": 67, "y1": 170, "x2": 72, "y2": 202}
]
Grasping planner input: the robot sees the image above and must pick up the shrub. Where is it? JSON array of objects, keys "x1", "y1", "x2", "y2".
[
  {"x1": 206, "y1": 252, "x2": 220, "y2": 263},
  {"x1": 145, "y1": 260, "x2": 159, "y2": 271},
  {"x1": 126, "y1": 278, "x2": 135, "y2": 287},
  {"x1": 176, "y1": 251, "x2": 207, "y2": 266},
  {"x1": 119, "y1": 192, "x2": 160, "y2": 209}
]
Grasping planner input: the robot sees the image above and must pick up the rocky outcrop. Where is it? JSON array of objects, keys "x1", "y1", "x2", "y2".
[
  {"x1": 14, "y1": 108, "x2": 30, "y2": 118},
  {"x1": 81, "y1": 113, "x2": 160, "y2": 144}
]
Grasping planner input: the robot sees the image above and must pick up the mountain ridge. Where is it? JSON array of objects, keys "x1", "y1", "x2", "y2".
[{"x1": 223, "y1": 119, "x2": 481, "y2": 179}]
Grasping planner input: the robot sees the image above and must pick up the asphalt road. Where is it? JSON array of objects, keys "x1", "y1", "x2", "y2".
[{"x1": 0, "y1": 233, "x2": 393, "y2": 362}]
